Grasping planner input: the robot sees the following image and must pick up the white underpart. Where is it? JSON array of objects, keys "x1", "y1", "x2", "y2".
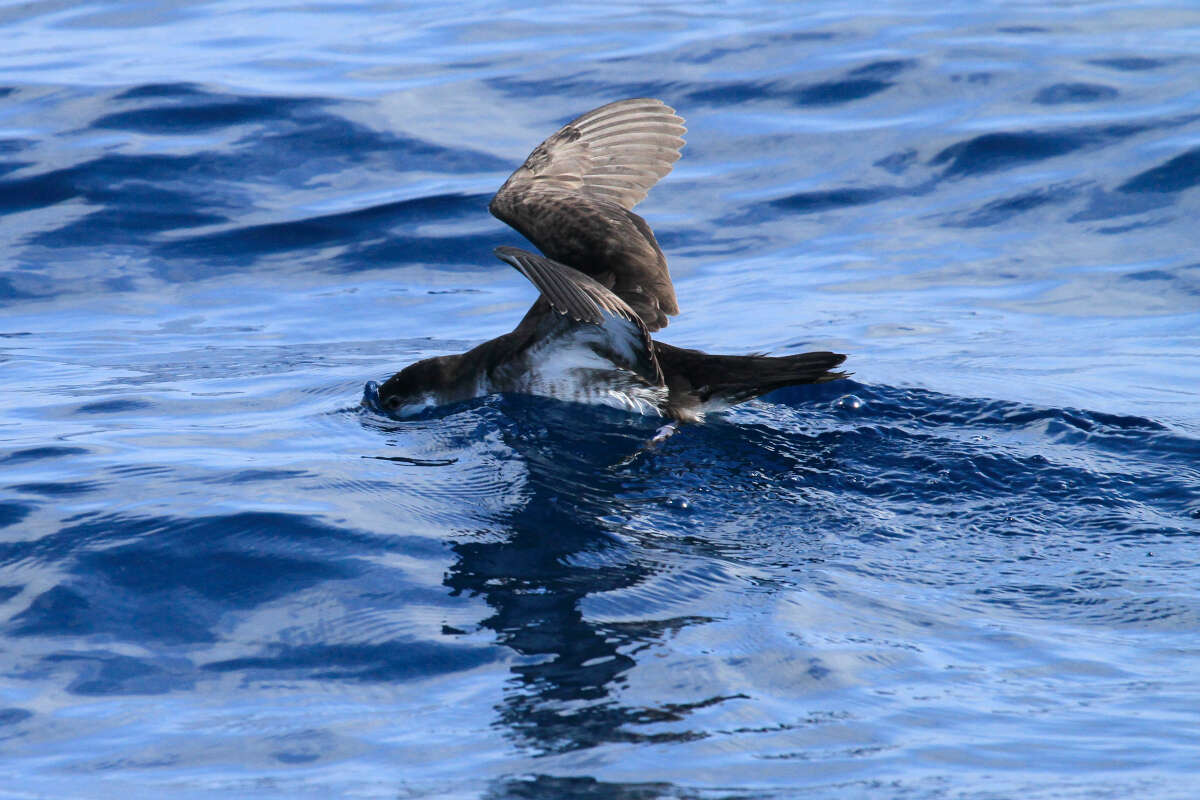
[
  {"x1": 594, "y1": 315, "x2": 643, "y2": 368},
  {"x1": 395, "y1": 393, "x2": 439, "y2": 417},
  {"x1": 506, "y1": 320, "x2": 667, "y2": 416}
]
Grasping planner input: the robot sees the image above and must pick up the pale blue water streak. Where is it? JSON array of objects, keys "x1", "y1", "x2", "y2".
[{"x1": 2, "y1": 1, "x2": 1200, "y2": 798}]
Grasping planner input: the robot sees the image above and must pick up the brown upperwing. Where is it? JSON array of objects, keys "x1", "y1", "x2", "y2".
[
  {"x1": 494, "y1": 246, "x2": 663, "y2": 387},
  {"x1": 489, "y1": 98, "x2": 685, "y2": 331}
]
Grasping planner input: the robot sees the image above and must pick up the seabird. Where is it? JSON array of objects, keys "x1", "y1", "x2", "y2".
[{"x1": 378, "y1": 98, "x2": 847, "y2": 422}]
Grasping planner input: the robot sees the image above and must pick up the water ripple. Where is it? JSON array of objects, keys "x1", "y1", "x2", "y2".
[{"x1": 3, "y1": 1, "x2": 1200, "y2": 796}]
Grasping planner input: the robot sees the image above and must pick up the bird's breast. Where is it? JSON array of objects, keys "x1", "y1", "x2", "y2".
[{"x1": 496, "y1": 329, "x2": 667, "y2": 416}]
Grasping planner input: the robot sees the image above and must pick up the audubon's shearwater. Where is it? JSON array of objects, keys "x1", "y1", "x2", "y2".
[{"x1": 378, "y1": 98, "x2": 847, "y2": 422}]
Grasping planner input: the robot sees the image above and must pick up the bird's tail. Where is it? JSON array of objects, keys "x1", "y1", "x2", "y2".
[{"x1": 654, "y1": 342, "x2": 848, "y2": 407}]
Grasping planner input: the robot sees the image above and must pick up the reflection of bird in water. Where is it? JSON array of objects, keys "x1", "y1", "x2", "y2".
[{"x1": 378, "y1": 98, "x2": 847, "y2": 422}]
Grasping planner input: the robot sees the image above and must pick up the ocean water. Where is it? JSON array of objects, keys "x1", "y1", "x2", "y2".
[{"x1": 2, "y1": 1, "x2": 1200, "y2": 797}]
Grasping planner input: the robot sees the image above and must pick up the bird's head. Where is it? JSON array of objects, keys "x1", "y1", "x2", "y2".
[{"x1": 377, "y1": 355, "x2": 458, "y2": 417}]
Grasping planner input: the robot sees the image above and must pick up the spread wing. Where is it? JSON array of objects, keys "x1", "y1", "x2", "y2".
[
  {"x1": 494, "y1": 246, "x2": 663, "y2": 387},
  {"x1": 489, "y1": 98, "x2": 686, "y2": 332}
]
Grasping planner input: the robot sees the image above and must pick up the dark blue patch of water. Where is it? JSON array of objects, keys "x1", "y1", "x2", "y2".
[{"x1": 3, "y1": 2, "x2": 1200, "y2": 797}]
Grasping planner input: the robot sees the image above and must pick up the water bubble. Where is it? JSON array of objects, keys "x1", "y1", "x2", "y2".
[
  {"x1": 833, "y1": 394, "x2": 865, "y2": 412},
  {"x1": 664, "y1": 497, "x2": 692, "y2": 512}
]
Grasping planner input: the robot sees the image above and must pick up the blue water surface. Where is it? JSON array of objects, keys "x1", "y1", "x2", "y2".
[{"x1": 2, "y1": 1, "x2": 1200, "y2": 797}]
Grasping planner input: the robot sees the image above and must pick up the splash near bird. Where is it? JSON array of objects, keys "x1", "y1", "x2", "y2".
[{"x1": 378, "y1": 99, "x2": 847, "y2": 422}]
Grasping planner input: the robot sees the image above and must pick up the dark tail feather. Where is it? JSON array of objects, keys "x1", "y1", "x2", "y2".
[
  {"x1": 654, "y1": 342, "x2": 848, "y2": 406},
  {"x1": 707, "y1": 351, "x2": 849, "y2": 404}
]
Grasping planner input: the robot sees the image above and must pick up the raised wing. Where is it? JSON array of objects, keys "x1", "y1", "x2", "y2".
[
  {"x1": 496, "y1": 98, "x2": 686, "y2": 211},
  {"x1": 489, "y1": 99, "x2": 686, "y2": 332},
  {"x1": 494, "y1": 246, "x2": 663, "y2": 387}
]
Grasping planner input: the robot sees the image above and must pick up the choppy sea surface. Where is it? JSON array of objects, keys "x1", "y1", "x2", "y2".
[{"x1": 3, "y1": 2, "x2": 1200, "y2": 797}]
